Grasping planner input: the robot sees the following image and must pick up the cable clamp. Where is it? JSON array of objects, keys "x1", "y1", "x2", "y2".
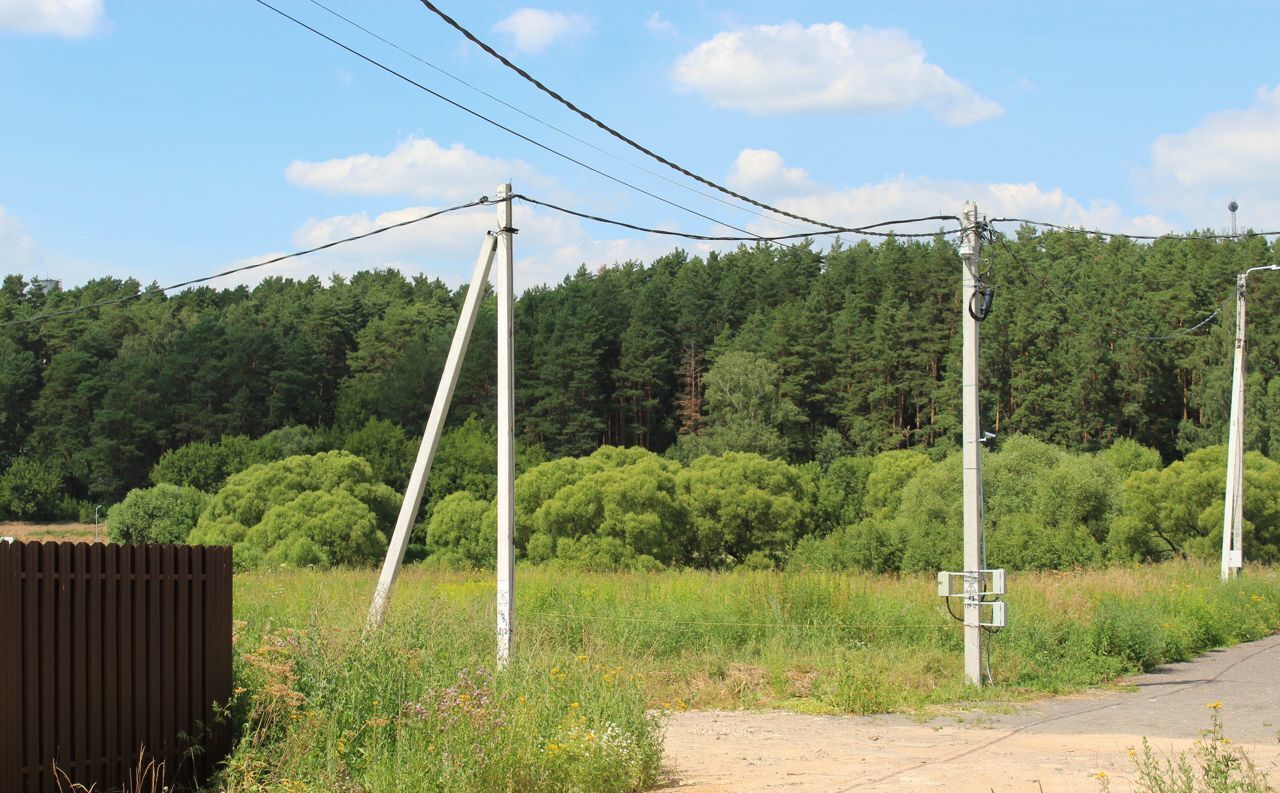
[{"x1": 500, "y1": 226, "x2": 519, "y2": 235}]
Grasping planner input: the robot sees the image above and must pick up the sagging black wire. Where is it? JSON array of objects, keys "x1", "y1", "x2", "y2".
[
  {"x1": 250, "y1": 0, "x2": 786, "y2": 248},
  {"x1": 990, "y1": 217, "x2": 1280, "y2": 241},
  {"x1": 417, "y1": 0, "x2": 853, "y2": 232},
  {"x1": 1, "y1": 196, "x2": 496, "y2": 327},
  {"x1": 514, "y1": 194, "x2": 962, "y2": 241},
  {"x1": 992, "y1": 230, "x2": 1231, "y2": 342},
  {"x1": 305, "y1": 0, "x2": 818, "y2": 236}
]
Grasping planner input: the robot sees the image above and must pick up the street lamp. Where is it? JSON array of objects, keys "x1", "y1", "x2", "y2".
[{"x1": 1221, "y1": 264, "x2": 1280, "y2": 581}]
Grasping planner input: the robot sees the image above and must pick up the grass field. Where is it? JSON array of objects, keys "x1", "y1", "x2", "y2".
[{"x1": 221, "y1": 562, "x2": 1280, "y2": 791}]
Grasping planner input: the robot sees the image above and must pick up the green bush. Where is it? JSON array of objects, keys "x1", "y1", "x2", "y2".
[
  {"x1": 0, "y1": 456, "x2": 64, "y2": 521},
  {"x1": 676, "y1": 451, "x2": 816, "y2": 567},
  {"x1": 1089, "y1": 596, "x2": 1165, "y2": 671},
  {"x1": 816, "y1": 455, "x2": 873, "y2": 531},
  {"x1": 150, "y1": 435, "x2": 256, "y2": 492},
  {"x1": 530, "y1": 451, "x2": 688, "y2": 564},
  {"x1": 107, "y1": 484, "x2": 210, "y2": 544},
  {"x1": 340, "y1": 417, "x2": 414, "y2": 491},
  {"x1": 425, "y1": 491, "x2": 496, "y2": 568},
  {"x1": 189, "y1": 450, "x2": 398, "y2": 569}
]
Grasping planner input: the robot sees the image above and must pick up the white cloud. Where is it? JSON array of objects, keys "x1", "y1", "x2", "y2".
[
  {"x1": 493, "y1": 7, "x2": 590, "y2": 54},
  {"x1": 645, "y1": 11, "x2": 677, "y2": 38},
  {"x1": 672, "y1": 21, "x2": 1001, "y2": 125},
  {"x1": 720, "y1": 151, "x2": 1171, "y2": 239},
  {"x1": 0, "y1": 206, "x2": 44, "y2": 272},
  {"x1": 285, "y1": 137, "x2": 539, "y2": 203},
  {"x1": 0, "y1": 0, "x2": 106, "y2": 37},
  {"x1": 727, "y1": 148, "x2": 815, "y2": 195},
  {"x1": 1144, "y1": 85, "x2": 1280, "y2": 228}
]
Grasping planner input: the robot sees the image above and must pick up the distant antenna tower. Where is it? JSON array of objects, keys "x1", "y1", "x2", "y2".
[{"x1": 1228, "y1": 200, "x2": 1239, "y2": 236}]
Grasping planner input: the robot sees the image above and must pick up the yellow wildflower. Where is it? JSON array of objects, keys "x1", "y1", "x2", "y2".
[{"x1": 1208, "y1": 701, "x2": 1222, "y2": 710}]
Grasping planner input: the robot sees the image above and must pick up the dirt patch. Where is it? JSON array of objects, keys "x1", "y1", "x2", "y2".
[
  {"x1": 0, "y1": 521, "x2": 105, "y2": 543},
  {"x1": 659, "y1": 634, "x2": 1280, "y2": 792}
]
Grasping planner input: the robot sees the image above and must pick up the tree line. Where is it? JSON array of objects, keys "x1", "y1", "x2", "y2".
[{"x1": 0, "y1": 227, "x2": 1277, "y2": 517}]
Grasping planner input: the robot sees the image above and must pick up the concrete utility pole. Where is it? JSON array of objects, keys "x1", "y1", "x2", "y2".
[
  {"x1": 1221, "y1": 264, "x2": 1280, "y2": 581},
  {"x1": 367, "y1": 232, "x2": 498, "y2": 630},
  {"x1": 495, "y1": 184, "x2": 516, "y2": 668},
  {"x1": 959, "y1": 201, "x2": 984, "y2": 686},
  {"x1": 366, "y1": 190, "x2": 511, "y2": 632}
]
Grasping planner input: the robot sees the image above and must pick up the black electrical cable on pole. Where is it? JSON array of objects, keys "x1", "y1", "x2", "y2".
[
  {"x1": 3, "y1": 197, "x2": 494, "y2": 327},
  {"x1": 304, "y1": 0, "x2": 819, "y2": 235},
  {"x1": 991, "y1": 231, "x2": 1231, "y2": 343},
  {"x1": 415, "y1": 0, "x2": 853, "y2": 232},
  {"x1": 513, "y1": 195, "x2": 962, "y2": 240},
  {"x1": 990, "y1": 217, "x2": 1280, "y2": 241},
  {"x1": 251, "y1": 0, "x2": 792, "y2": 246}
]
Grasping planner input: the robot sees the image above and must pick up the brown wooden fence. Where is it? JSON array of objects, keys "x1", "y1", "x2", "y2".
[{"x1": 0, "y1": 541, "x2": 233, "y2": 792}]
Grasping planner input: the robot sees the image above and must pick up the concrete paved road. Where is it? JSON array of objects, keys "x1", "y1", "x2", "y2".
[{"x1": 661, "y1": 633, "x2": 1280, "y2": 792}]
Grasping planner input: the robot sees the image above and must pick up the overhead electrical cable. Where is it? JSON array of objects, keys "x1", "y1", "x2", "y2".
[
  {"x1": 514, "y1": 194, "x2": 962, "y2": 240},
  {"x1": 991, "y1": 232, "x2": 1230, "y2": 342},
  {"x1": 252, "y1": 0, "x2": 820, "y2": 248},
  {"x1": 415, "y1": 0, "x2": 858, "y2": 232},
  {"x1": 990, "y1": 217, "x2": 1280, "y2": 241},
  {"x1": 304, "y1": 0, "x2": 817, "y2": 234},
  {"x1": 2, "y1": 197, "x2": 494, "y2": 327}
]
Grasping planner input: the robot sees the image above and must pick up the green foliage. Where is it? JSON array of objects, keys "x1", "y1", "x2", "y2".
[
  {"x1": 227, "y1": 561, "x2": 1280, "y2": 771},
  {"x1": 340, "y1": 417, "x2": 414, "y2": 492},
  {"x1": 1111, "y1": 446, "x2": 1280, "y2": 563},
  {"x1": 529, "y1": 450, "x2": 687, "y2": 565},
  {"x1": 1099, "y1": 437, "x2": 1164, "y2": 478},
  {"x1": 676, "y1": 451, "x2": 816, "y2": 567},
  {"x1": 243, "y1": 490, "x2": 387, "y2": 569},
  {"x1": 863, "y1": 450, "x2": 932, "y2": 517},
  {"x1": 1119, "y1": 708, "x2": 1278, "y2": 793},
  {"x1": 816, "y1": 455, "x2": 874, "y2": 530},
  {"x1": 0, "y1": 456, "x2": 64, "y2": 521},
  {"x1": 150, "y1": 435, "x2": 256, "y2": 491},
  {"x1": 678, "y1": 350, "x2": 804, "y2": 460},
  {"x1": 107, "y1": 483, "x2": 210, "y2": 544},
  {"x1": 425, "y1": 491, "x2": 496, "y2": 568},
  {"x1": 189, "y1": 450, "x2": 397, "y2": 569}
]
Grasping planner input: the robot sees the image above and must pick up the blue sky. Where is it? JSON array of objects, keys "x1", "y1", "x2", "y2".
[{"x1": 1, "y1": 0, "x2": 1278, "y2": 291}]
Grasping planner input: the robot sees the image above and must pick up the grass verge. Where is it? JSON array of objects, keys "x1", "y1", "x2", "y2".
[{"x1": 221, "y1": 561, "x2": 1280, "y2": 790}]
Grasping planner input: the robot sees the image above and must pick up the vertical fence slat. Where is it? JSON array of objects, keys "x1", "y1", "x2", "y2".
[
  {"x1": 26, "y1": 542, "x2": 43, "y2": 793},
  {"x1": 134, "y1": 543, "x2": 149, "y2": 778},
  {"x1": 71, "y1": 543, "x2": 88, "y2": 784},
  {"x1": 147, "y1": 544, "x2": 163, "y2": 781},
  {"x1": 119, "y1": 543, "x2": 136, "y2": 789},
  {"x1": 210, "y1": 546, "x2": 233, "y2": 765},
  {"x1": 87, "y1": 543, "x2": 104, "y2": 787},
  {"x1": 39, "y1": 543, "x2": 55, "y2": 791},
  {"x1": 104, "y1": 543, "x2": 120, "y2": 791},
  {"x1": 175, "y1": 546, "x2": 191, "y2": 784},
  {"x1": 160, "y1": 544, "x2": 176, "y2": 783},
  {"x1": 190, "y1": 546, "x2": 207, "y2": 782},
  {"x1": 55, "y1": 543, "x2": 72, "y2": 782},
  {"x1": 0, "y1": 542, "x2": 15, "y2": 792}
]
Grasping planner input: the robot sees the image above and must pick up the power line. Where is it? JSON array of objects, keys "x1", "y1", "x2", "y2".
[
  {"x1": 252, "y1": 0, "x2": 808, "y2": 248},
  {"x1": 990, "y1": 232, "x2": 1231, "y2": 343},
  {"x1": 991, "y1": 217, "x2": 1280, "y2": 241},
  {"x1": 304, "y1": 0, "x2": 818, "y2": 235},
  {"x1": 415, "y1": 0, "x2": 853, "y2": 233},
  {"x1": 514, "y1": 194, "x2": 962, "y2": 241},
  {"x1": 2, "y1": 197, "x2": 494, "y2": 328}
]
